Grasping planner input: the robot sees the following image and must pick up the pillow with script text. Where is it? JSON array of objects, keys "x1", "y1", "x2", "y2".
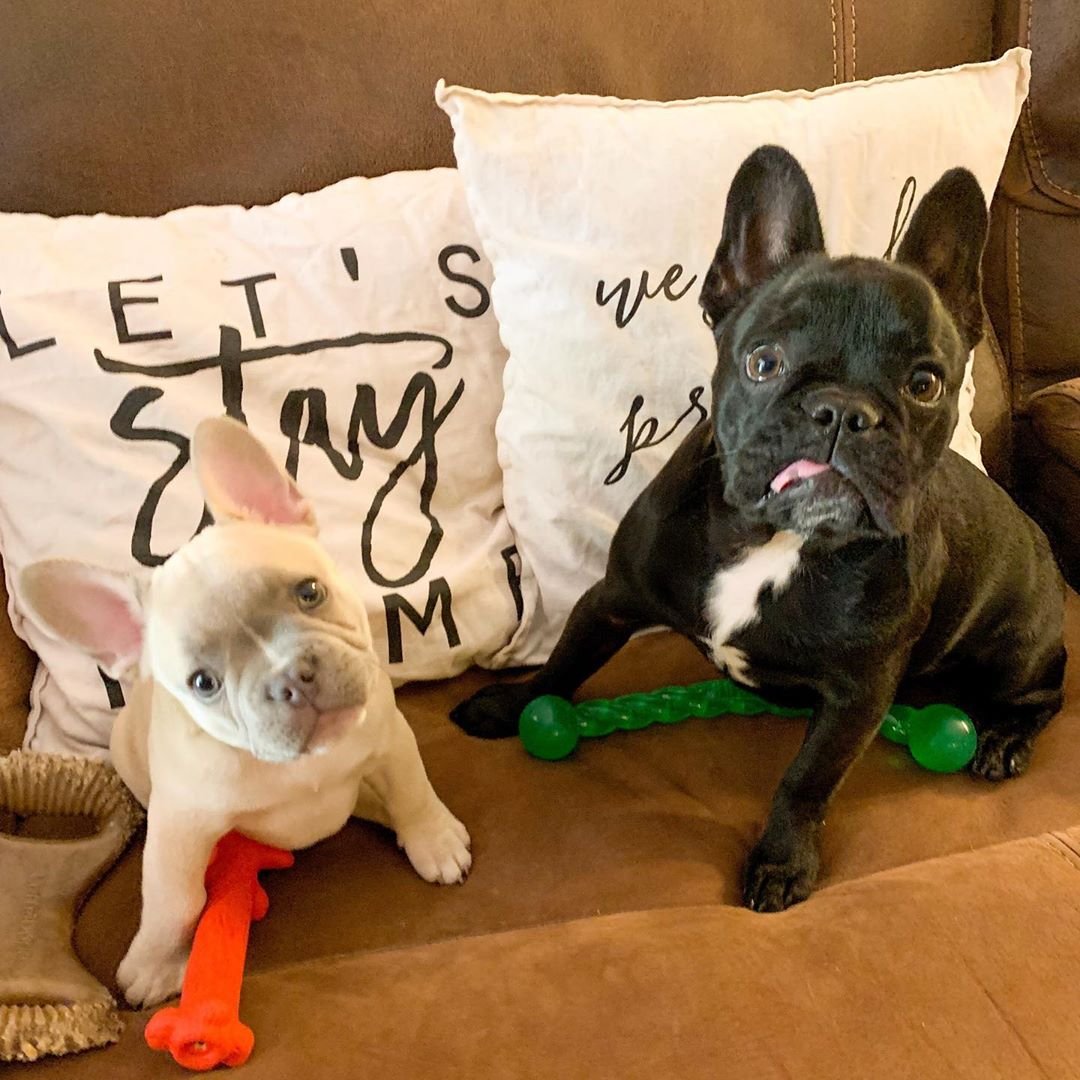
[
  {"x1": 439, "y1": 50, "x2": 1030, "y2": 662},
  {"x1": 0, "y1": 169, "x2": 533, "y2": 755}
]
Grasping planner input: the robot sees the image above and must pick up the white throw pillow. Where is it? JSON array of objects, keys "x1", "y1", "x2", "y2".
[
  {"x1": 0, "y1": 169, "x2": 533, "y2": 756},
  {"x1": 438, "y1": 49, "x2": 1031, "y2": 663}
]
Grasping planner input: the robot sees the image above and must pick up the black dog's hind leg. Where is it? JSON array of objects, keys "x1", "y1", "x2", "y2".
[
  {"x1": 970, "y1": 645, "x2": 1066, "y2": 781},
  {"x1": 450, "y1": 580, "x2": 650, "y2": 739}
]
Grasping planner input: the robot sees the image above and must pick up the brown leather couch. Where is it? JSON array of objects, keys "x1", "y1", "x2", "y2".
[{"x1": 4, "y1": 2, "x2": 1079, "y2": 1077}]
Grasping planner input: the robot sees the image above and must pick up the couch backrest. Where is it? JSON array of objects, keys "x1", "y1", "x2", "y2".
[{"x1": 1, "y1": 0, "x2": 997, "y2": 216}]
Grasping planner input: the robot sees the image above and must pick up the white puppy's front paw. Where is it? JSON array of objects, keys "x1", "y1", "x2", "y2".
[
  {"x1": 398, "y1": 808, "x2": 471, "y2": 884},
  {"x1": 116, "y1": 936, "x2": 189, "y2": 1009}
]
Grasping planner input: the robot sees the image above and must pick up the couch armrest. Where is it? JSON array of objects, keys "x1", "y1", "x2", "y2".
[
  {"x1": 1021, "y1": 377, "x2": 1080, "y2": 586},
  {"x1": 0, "y1": 562, "x2": 35, "y2": 754},
  {"x1": 1030, "y1": 378, "x2": 1080, "y2": 465}
]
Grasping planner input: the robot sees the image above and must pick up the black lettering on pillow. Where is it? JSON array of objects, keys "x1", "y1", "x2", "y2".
[
  {"x1": 280, "y1": 388, "x2": 363, "y2": 481},
  {"x1": 596, "y1": 265, "x2": 698, "y2": 328},
  {"x1": 108, "y1": 277, "x2": 173, "y2": 344},
  {"x1": 360, "y1": 373, "x2": 465, "y2": 587},
  {"x1": 0, "y1": 292, "x2": 57, "y2": 359},
  {"x1": 97, "y1": 324, "x2": 459, "y2": 578},
  {"x1": 606, "y1": 386, "x2": 708, "y2": 485},
  {"x1": 221, "y1": 273, "x2": 277, "y2": 338},
  {"x1": 438, "y1": 244, "x2": 491, "y2": 318},
  {"x1": 98, "y1": 667, "x2": 126, "y2": 710},
  {"x1": 500, "y1": 545, "x2": 524, "y2": 621},
  {"x1": 340, "y1": 247, "x2": 360, "y2": 281},
  {"x1": 279, "y1": 375, "x2": 465, "y2": 589},
  {"x1": 109, "y1": 385, "x2": 213, "y2": 567},
  {"x1": 383, "y1": 577, "x2": 460, "y2": 664},
  {"x1": 883, "y1": 176, "x2": 918, "y2": 260}
]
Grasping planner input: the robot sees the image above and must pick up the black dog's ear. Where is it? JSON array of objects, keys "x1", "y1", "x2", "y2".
[
  {"x1": 699, "y1": 145, "x2": 825, "y2": 327},
  {"x1": 895, "y1": 168, "x2": 988, "y2": 351}
]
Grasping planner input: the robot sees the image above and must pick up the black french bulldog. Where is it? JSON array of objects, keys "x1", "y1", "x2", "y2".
[{"x1": 452, "y1": 145, "x2": 1067, "y2": 912}]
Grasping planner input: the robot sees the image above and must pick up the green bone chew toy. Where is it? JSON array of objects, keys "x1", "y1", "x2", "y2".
[{"x1": 518, "y1": 679, "x2": 977, "y2": 773}]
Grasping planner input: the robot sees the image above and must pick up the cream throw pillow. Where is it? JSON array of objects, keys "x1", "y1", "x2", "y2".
[
  {"x1": 0, "y1": 169, "x2": 530, "y2": 755},
  {"x1": 438, "y1": 50, "x2": 1030, "y2": 662}
]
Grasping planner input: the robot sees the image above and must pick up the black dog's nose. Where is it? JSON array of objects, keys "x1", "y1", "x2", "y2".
[{"x1": 802, "y1": 388, "x2": 882, "y2": 434}]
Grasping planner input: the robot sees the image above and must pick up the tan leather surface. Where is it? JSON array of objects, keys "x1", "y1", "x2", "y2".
[{"x1": 983, "y1": 194, "x2": 1014, "y2": 380}]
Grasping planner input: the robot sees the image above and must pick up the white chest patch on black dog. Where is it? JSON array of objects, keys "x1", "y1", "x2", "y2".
[{"x1": 704, "y1": 530, "x2": 803, "y2": 684}]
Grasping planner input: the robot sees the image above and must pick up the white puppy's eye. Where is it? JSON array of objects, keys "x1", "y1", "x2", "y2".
[
  {"x1": 188, "y1": 669, "x2": 221, "y2": 699},
  {"x1": 295, "y1": 578, "x2": 328, "y2": 610}
]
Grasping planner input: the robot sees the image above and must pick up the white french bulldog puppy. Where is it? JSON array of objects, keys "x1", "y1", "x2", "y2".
[{"x1": 21, "y1": 416, "x2": 471, "y2": 1008}]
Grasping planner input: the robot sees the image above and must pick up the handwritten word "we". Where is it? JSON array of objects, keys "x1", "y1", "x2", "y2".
[{"x1": 595, "y1": 264, "x2": 698, "y2": 329}]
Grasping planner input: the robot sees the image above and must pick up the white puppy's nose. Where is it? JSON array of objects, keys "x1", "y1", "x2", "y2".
[{"x1": 265, "y1": 660, "x2": 317, "y2": 707}]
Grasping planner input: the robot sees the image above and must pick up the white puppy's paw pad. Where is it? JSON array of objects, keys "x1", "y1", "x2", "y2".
[
  {"x1": 116, "y1": 942, "x2": 189, "y2": 1009},
  {"x1": 399, "y1": 812, "x2": 472, "y2": 885}
]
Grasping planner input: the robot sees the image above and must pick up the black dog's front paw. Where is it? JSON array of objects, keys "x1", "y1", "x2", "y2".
[
  {"x1": 743, "y1": 835, "x2": 820, "y2": 913},
  {"x1": 970, "y1": 730, "x2": 1034, "y2": 781},
  {"x1": 449, "y1": 682, "x2": 534, "y2": 740}
]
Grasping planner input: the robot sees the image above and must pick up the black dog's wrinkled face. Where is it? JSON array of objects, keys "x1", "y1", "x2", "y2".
[{"x1": 700, "y1": 146, "x2": 988, "y2": 544}]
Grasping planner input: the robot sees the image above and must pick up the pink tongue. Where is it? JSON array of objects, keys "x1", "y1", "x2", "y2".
[{"x1": 770, "y1": 459, "x2": 831, "y2": 494}]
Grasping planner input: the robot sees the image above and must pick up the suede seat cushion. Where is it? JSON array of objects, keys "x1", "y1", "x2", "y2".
[
  {"x1": 48, "y1": 593, "x2": 1078, "y2": 1001},
  {"x1": 23, "y1": 827, "x2": 1080, "y2": 1079}
]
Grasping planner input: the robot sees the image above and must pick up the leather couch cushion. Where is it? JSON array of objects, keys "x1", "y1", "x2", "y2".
[{"x1": 46, "y1": 592, "x2": 1080, "y2": 1007}]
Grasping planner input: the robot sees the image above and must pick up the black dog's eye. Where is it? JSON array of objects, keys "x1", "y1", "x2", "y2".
[
  {"x1": 702, "y1": 309, "x2": 715, "y2": 329},
  {"x1": 904, "y1": 368, "x2": 944, "y2": 405},
  {"x1": 745, "y1": 344, "x2": 785, "y2": 383},
  {"x1": 295, "y1": 578, "x2": 328, "y2": 610},
  {"x1": 188, "y1": 669, "x2": 221, "y2": 699}
]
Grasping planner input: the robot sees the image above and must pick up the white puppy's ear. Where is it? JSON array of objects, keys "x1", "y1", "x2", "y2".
[
  {"x1": 192, "y1": 416, "x2": 317, "y2": 532},
  {"x1": 20, "y1": 560, "x2": 144, "y2": 677}
]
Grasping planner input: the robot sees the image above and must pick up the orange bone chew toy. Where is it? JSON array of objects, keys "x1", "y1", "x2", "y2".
[{"x1": 144, "y1": 831, "x2": 294, "y2": 1071}]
